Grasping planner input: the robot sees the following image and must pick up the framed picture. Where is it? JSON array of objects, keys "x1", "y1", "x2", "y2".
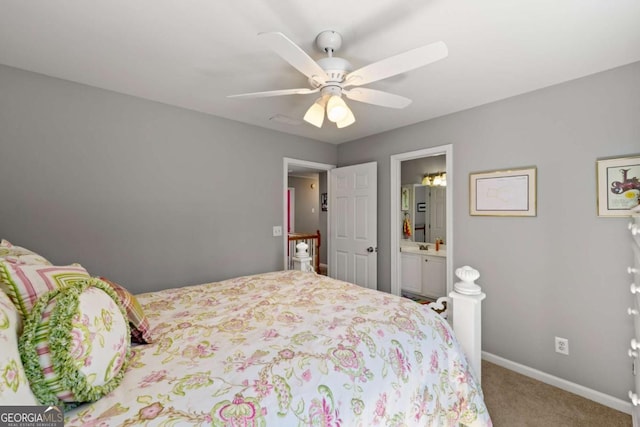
[
  {"x1": 417, "y1": 202, "x2": 426, "y2": 212},
  {"x1": 401, "y1": 187, "x2": 410, "y2": 211},
  {"x1": 320, "y1": 193, "x2": 328, "y2": 212},
  {"x1": 596, "y1": 155, "x2": 640, "y2": 217},
  {"x1": 470, "y1": 167, "x2": 537, "y2": 216}
]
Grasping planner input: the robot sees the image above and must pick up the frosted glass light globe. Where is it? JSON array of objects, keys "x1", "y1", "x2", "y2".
[{"x1": 327, "y1": 96, "x2": 349, "y2": 122}]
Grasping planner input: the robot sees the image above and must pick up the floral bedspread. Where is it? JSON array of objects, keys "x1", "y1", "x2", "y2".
[{"x1": 65, "y1": 270, "x2": 492, "y2": 426}]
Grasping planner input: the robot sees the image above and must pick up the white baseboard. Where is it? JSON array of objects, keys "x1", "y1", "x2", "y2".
[{"x1": 482, "y1": 351, "x2": 632, "y2": 415}]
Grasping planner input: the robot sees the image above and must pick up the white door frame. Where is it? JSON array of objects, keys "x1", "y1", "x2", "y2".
[
  {"x1": 390, "y1": 144, "x2": 453, "y2": 297},
  {"x1": 287, "y1": 187, "x2": 295, "y2": 233},
  {"x1": 283, "y1": 158, "x2": 335, "y2": 270}
]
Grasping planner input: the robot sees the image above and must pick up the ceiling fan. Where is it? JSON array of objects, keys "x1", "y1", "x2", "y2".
[{"x1": 228, "y1": 30, "x2": 448, "y2": 129}]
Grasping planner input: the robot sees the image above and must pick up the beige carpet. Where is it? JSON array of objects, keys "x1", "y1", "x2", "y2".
[{"x1": 482, "y1": 360, "x2": 632, "y2": 426}]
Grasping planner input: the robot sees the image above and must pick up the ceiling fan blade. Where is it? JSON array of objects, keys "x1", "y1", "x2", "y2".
[
  {"x1": 259, "y1": 32, "x2": 328, "y2": 85},
  {"x1": 344, "y1": 41, "x2": 448, "y2": 87},
  {"x1": 344, "y1": 88, "x2": 412, "y2": 109},
  {"x1": 227, "y1": 87, "x2": 319, "y2": 99}
]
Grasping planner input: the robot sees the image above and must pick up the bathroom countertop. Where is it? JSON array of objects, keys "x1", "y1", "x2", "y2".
[{"x1": 400, "y1": 244, "x2": 447, "y2": 258}]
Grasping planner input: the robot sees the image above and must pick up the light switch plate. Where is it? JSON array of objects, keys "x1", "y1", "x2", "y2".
[{"x1": 273, "y1": 226, "x2": 282, "y2": 237}]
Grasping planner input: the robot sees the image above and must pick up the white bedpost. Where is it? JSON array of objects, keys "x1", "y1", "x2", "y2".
[
  {"x1": 292, "y1": 242, "x2": 313, "y2": 272},
  {"x1": 449, "y1": 266, "x2": 486, "y2": 383}
]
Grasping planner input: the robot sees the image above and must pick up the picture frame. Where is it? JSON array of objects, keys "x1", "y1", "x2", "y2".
[
  {"x1": 401, "y1": 187, "x2": 410, "y2": 211},
  {"x1": 469, "y1": 167, "x2": 537, "y2": 216},
  {"x1": 320, "y1": 193, "x2": 328, "y2": 212},
  {"x1": 596, "y1": 155, "x2": 640, "y2": 217}
]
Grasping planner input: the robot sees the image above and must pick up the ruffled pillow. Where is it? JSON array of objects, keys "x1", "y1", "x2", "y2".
[
  {"x1": 19, "y1": 278, "x2": 130, "y2": 408},
  {"x1": 99, "y1": 277, "x2": 153, "y2": 344},
  {"x1": 0, "y1": 291, "x2": 39, "y2": 404},
  {"x1": 0, "y1": 239, "x2": 51, "y2": 266},
  {"x1": 0, "y1": 262, "x2": 90, "y2": 317}
]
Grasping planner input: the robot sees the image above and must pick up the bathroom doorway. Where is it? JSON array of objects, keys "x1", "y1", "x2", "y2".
[{"x1": 390, "y1": 144, "x2": 453, "y2": 297}]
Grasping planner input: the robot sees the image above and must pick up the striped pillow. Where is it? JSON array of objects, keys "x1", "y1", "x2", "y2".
[
  {"x1": 18, "y1": 278, "x2": 130, "y2": 407},
  {"x1": 0, "y1": 262, "x2": 90, "y2": 317},
  {"x1": 99, "y1": 277, "x2": 153, "y2": 344}
]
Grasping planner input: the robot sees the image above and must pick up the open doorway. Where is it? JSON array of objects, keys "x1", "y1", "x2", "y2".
[
  {"x1": 283, "y1": 158, "x2": 335, "y2": 273},
  {"x1": 390, "y1": 145, "x2": 453, "y2": 297}
]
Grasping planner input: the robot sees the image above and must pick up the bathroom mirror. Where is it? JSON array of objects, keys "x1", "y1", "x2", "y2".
[
  {"x1": 401, "y1": 154, "x2": 446, "y2": 244},
  {"x1": 411, "y1": 184, "x2": 446, "y2": 243}
]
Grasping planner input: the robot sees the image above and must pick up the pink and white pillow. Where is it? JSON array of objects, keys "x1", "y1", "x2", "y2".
[
  {"x1": 0, "y1": 239, "x2": 51, "y2": 266},
  {"x1": 19, "y1": 278, "x2": 130, "y2": 406},
  {"x1": 0, "y1": 291, "x2": 39, "y2": 404},
  {"x1": 0, "y1": 262, "x2": 90, "y2": 317},
  {"x1": 100, "y1": 277, "x2": 153, "y2": 344}
]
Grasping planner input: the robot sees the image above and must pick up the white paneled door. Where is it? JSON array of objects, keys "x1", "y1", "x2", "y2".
[
  {"x1": 430, "y1": 186, "x2": 447, "y2": 243},
  {"x1": 329, "y1": 162, "x2": 377, "y2": 290}
]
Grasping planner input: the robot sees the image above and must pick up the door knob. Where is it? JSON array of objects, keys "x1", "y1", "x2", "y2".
[{"x1": 367, "y1": 246, "x2": 375, "y2": 253}]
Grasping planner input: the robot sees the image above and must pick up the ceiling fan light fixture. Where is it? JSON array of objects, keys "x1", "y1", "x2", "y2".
[
  {"x1": 327, "y1": 95, "x2": 349, "y2": 123},
  {"x1": 336, "y1": 108, "x2": 355, "y2": 128},
  {"x1": 303, "y1": 99, "x2": 326, "y2": 128},
  {"x1": 230, "y1": 32, "x2": 448, "y2": 132}
]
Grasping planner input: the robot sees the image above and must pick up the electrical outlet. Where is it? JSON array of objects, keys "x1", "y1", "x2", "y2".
[
  {"x1": 555, "y1": 337, "x2": 569, "y2": 355},
  {"x1": 272, "y1": 226, "x2": 282, "y2": 237}
]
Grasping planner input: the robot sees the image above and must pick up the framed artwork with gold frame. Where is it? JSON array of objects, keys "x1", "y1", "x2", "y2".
[{"x1": 470, "y1": 167, "x2": 537, "y2": 217}]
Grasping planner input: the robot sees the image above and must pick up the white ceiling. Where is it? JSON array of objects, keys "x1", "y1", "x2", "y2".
[{"x1": 1, "y1": 1, "x2": 639, "y2": 145}]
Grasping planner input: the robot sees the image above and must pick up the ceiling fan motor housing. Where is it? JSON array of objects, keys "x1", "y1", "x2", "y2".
[
  {"x1": 315, "y1": 30, "x2": 342, "y2": 53},
  {"x1": 311, "y1": 57, "x2": 352, "y2": 87},
  {"x1": 320, "y1": 85, "x2": 342, "y2": 97}
]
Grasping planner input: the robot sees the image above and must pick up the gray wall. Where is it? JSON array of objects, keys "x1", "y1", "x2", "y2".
[
  {"x1": 0, "y1": 64, "x2": 337, "y2": 293},
  {"x1": 338, "y1": 61, "x2": 640, "y2": 401}
]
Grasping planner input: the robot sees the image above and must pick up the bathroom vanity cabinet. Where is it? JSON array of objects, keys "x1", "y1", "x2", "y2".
[{"x1": 401, "y1": 251, "x2": 446, "y2": 299}]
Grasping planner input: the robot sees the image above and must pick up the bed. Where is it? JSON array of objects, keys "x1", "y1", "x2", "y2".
[{"x1": 0, "y1": 241, "x2": 492, "y2": 426}]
